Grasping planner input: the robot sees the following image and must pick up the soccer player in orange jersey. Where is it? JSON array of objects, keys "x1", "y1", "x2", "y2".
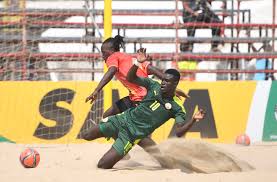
[
  {"x1": 86, "y1": 35, "x2": 188, "y2": 116},
  {"x1": 85, "y1": 35, "x2": 188, "y2": 151}
]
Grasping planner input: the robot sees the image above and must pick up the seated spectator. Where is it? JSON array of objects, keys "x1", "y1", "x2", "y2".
[
  {"x1": 181, "y1": 0, "x2": 222, "y2": 51},
  {"x1": 178, "y1": 43, "x2": 198, "y2": 81},
  {"x1": 177, "y1": 59, "x2": 198, "y2": 81}
]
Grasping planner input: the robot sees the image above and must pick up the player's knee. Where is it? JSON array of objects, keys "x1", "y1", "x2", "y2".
[
  {"x1": 81, "y1": 131, "x2": 93, "y2": 141},
  {"x1": 81, "y1": 128, "x2": 96, "y2": 141},
  {"x1": 103, "y1": 106, "x2": 120, "y2": 118},
  {"x1": 97, "y1": 158, "x2": 113, "y2": 169},
  {"x1": 102, "y1": 111, "x2": 111, "y2": 118}
]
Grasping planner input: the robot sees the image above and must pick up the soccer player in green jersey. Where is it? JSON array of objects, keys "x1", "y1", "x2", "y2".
[{"x1": 82, "y1": 57, "x2": 205, "y2": 169}]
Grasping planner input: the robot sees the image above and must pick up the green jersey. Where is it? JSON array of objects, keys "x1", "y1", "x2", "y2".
[{"x1": 113, "y1": 77, "x2": 186, "y2": 140}]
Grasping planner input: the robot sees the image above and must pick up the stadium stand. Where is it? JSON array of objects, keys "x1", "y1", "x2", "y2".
[{"x1": 0, "y1": 0, "x2": 276, "y2": 81}]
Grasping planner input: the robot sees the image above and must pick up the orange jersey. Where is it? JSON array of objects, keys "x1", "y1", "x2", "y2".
[{"x1": 106, "y1": 52, "x2": 150, "y2": 101}]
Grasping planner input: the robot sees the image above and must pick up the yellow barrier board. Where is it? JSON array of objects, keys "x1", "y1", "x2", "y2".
[
  {"x1": 152, "y1": 82, "x2": 257, "y2": 143},
  {"x1": 0, "y1": 81, "x2": 256, "y2": 144}
]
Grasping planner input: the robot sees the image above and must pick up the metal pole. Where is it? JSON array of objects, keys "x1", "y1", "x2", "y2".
[
  {"x1": 103, "y1": 0, "x2": 112, "y2": 112},
  {"x1": 231, "y1": 0, "x2": 234, "y2": 52},
  {"x1": 237, "y1": 0, "x2": 242, "y2": 80},
  {"x1": 236, "y1": 0, "x2": 241, "y2": 46},
  {"x1": 273, "y1": 0, "x2": 276, "y2": 50},
  {"x1": 21, "y1": 0, "x2": 27, "y2": 80},
  {"x1": 229, "y1": 0, "x2": 235, "y2": 80},
  {"x1": 84, "y1": 0, "x2": 96, "y2": 80},
  {"x1": 92, "y1": 0, "x2": 95, "y2": 81}
]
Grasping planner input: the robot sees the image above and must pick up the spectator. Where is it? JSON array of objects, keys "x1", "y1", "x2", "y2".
[
  {"x1": 251, "y1": 41, "x2": 274, "y2": 80},
  {"x1": 178, "y1": 44, "x2": 198, "y2": 80},
  {"x1": 181, "y1": 0, "x2": 222, "y2": 51},
  {"x1": 177, "y1": 59, "x2": 198, "y2": 81}
]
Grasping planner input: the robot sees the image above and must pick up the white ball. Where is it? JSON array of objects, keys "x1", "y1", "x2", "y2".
[{"x1": 165, "y1": 103, "x2": 172, "y2": 110}]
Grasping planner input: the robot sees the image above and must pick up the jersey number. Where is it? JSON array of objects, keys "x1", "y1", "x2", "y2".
[{"x1": 150, "y1": 100, "x2": 160, "y2": 111}]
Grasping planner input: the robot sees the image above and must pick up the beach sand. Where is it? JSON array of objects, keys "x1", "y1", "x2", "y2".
[{"x1": 1, "y1": 139, "x2": 277, "y2": 182}]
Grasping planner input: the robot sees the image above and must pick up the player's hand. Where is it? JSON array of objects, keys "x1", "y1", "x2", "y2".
[
  {"x1": 193, "y1": 12, "x2": 199, "y2": 17},
  {"x1": 85, "y1": 91, "x2": 98, "y2": 104},
  {"x1": 193, "y1": 109, "x2": 206, "y2": 122},
  {"x1": 136, "y1": 48, "x2": 149, "y2": 63},
  {"x1": 175, "y1": 89, "x2": 190, "y2": 99}
]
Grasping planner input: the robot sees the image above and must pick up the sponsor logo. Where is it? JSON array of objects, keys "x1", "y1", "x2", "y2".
[
  {"x1": 34, "y1": 88, "x2": 218, "y2": 140},
  {"x1": 169, "y1": 89, "x2": 218, "y2": 138}
]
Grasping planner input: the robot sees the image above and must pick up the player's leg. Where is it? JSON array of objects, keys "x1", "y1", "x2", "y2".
[
  {"x1": 115, "y1": 96, "x2": 136, "y2": 113},
  {"x1": 138, "y1": 136, "x2": 172, "y2": 168},
  {"x1": 98, "y1": 132, "x2": 134, "y2": 169},
  {"x1": 137, "y1": 136, "x2": 157, "y2": 153},
  {"x1": 103, "y1": 104, "x2": 121, "y2": 118},
  {"x1": 97, "y1": 147, "x2": 123, "y2": 169},
  {"x1": 103, "y1": 97, "x2": 136, "y2": 160},
  {"x1": 202, "y1": 11, "x2": 222, "y2": 49},
  {"x1": 138, "y1": 136, "x2": 161, "y2": 155},
  {"x1": 82, "y1": 117, "x2": 118, "y2": 141},
  {"x1": 82, "y1": 125, "x2": 104, "y2": 141},
  {"x1": 103, "y1": 96, "x2": 134, "y2": 118},
  {"x1": 183, "y1": 16, "x2": 196, "y2": 51}
]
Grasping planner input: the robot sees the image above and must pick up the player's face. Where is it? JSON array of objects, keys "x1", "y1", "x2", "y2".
[
  {"x1": 101, "y1": 44, "x2": 113, "y2": 61},
  {"x1": 161, "y1": 74, "x2": 178, "y2": 95},
  {"x1": 101, "y1": 50, "x2": 110, "y2": 61}
]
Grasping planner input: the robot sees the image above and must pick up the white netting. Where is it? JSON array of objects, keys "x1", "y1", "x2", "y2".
[{"x1": 33, "y1": 88, "x2": 103, "y2": 140}]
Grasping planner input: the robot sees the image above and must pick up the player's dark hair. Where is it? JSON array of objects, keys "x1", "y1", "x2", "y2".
[
  {"x1": 165, "y1": 69, "x2": 180, "y2": 82},
  {"x1": 102, "y1": 35, "x2": 124, "y2": 52}
]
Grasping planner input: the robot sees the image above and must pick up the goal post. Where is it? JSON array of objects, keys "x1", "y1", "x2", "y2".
[{"x1": 103, "y1": 0, "x2": 112, "y2": 112}]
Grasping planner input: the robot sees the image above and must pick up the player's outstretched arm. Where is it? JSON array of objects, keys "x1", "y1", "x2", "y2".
[
  {"x1": 126, "y1": 63, "x2": 141, "y2": 85},
  {"x1": 175, "y1": 109, "x2": 206, "y2": 137},
  {"x1": 127, "y1": 47, "x2": 151, "y2": 85},
  {"x1": 147, "y1": 65, "x2": 164, "y2": 79},
  {"x1": 85, "y1": 66, "x2": 117, "y2": 104},
  {"x1": 175, "y1": 89, "x2": 190, "y2": 99},
  {"x1": 137, "y1": 47, "x2": 164, "y2": 79}
]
